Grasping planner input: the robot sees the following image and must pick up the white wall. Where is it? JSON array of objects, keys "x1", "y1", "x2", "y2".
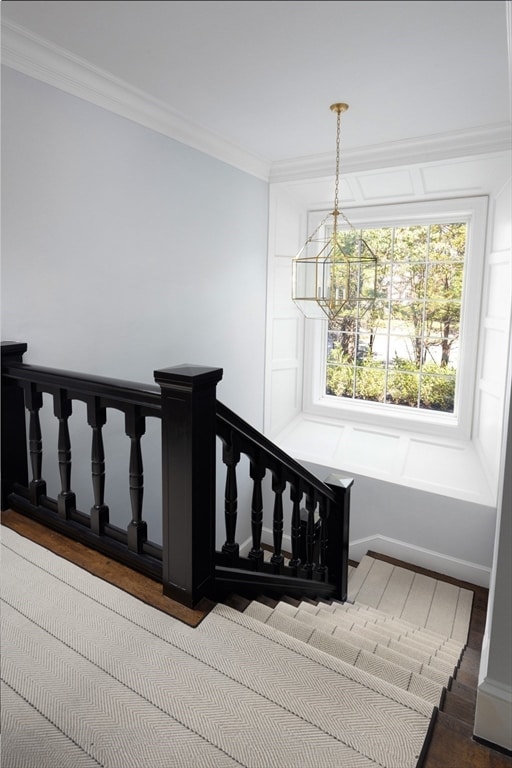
[
  {"x1": 1, "y1": 66, "x2": 269, "y2": 547},
  {"x1": 474, "y1": 176, "x2": 512, "y2": 752},
  {"x1": 263, "y1": 186, "x2": 307, "y2": 435},
  {"x1": 474, "y1": 353, "x2": 512, "y2": 751},
  {"x1": 265, "y1": 151, "x2": 512, "y2": 586},
  {"x1": 303, "y1": 462, "x2": 495, "y2": 587},
  {"x1": 474, "y1": 174, "x2": 512, "y2": 492}
]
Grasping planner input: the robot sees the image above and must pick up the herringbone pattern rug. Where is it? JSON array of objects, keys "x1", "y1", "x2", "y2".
[{"x1": 1, "y1": 527, "x2": 472, "y2": 768}]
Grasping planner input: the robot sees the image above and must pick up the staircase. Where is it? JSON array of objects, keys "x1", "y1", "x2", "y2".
[
  {"x1": 4, "y1": 521, "x2": 509, "y2": 768},
  {"x1": 213, "y1": 553, "x2": 476, "y2": 768},
  {"x1": 2, "y1": 344, "x2": 509, "y2": 766}
]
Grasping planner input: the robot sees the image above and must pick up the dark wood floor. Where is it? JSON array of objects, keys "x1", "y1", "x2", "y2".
[
  {"x1": 0, "y1": 509, "x2": 215, "y2": 627},
  {"x1": 2, "y1": 509, "x2": 511, "y2": 767}
]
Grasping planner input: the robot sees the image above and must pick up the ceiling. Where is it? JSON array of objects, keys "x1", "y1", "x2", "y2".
[{"x1": 1, "y1": 1, "x2": 511, "y2": 179}]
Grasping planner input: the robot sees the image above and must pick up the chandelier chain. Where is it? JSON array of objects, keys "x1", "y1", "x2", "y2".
[
  {"x1": 334, "y1": 107, "x2": 341, "y2": 215},
  {"x1": 330, "y1": 102, "x2": 348, "y2": 233}
]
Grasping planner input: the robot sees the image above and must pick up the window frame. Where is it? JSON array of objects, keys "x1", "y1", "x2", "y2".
[{"x1": 302, "y1": 196, "x2": 489, "y2": 441}]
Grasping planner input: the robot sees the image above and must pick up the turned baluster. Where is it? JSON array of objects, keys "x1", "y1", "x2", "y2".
[
  {"x1": 270, "y1": 471, "x2": 285, "y2": 568},
  {"x1": 288, "y1": 482, "x2": 303, "y2": 568},
  {"x1": 222, "y1": 437, "x2": 240, "y2": 560},
  {"x1": 24, "y1": 383, "x2": 46, "y2": 506},
  {"x1": 125, "y1": 407, "x2": 147, "y2": 553},
  {"x1": 316, "y1": 496, "x2": 328, "y2": 577},
  {"x1": 53, "y1": 389, "x2": 76, "y2": 518},
  {"x1": 302, "y1": 491, "x2": 317, "y2": 576},
  {"x1": 248, "y1": 458, "x2": 265, "y2": 564},
  {"x1": 87, "y1": 397, "x2": 109, "y2": 534}
]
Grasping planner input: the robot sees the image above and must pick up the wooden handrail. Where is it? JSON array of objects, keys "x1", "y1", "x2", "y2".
[
  {"x1": 216, "y1": 400, "x2": 337, "y2": 501},
  {"x1": 1, "y1": 341, "x2": 353, "y2": 607},
  {"x1": 2, "y1": 360, "x2": 161, "y2": 411}
]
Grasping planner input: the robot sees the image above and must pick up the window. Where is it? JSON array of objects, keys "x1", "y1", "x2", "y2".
[
  {"x1": 303, "y1": 197, "x2": 488, "y2": 439},
  {"x1": 326, "y1": 221, "x2": 464, "y2": 412}
]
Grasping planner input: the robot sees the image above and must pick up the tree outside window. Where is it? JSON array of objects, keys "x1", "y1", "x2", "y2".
[{"x1": 326, "y1": 222, "x2": 465, "y2": 413}]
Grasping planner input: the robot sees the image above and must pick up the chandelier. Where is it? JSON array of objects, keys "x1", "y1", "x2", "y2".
[{"x1": 292, "y1": 103, "x2": 378, "y2": 322}]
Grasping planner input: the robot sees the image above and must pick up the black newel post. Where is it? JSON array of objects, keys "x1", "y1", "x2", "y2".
[
  {"x1": 1, "y1": 342, "x2": 29, "y2": 509},
  {"x1": 325, "y1": 473, "x2": 354, "y2": 601},
  {"x1": 154, "y1": 364, "x2": 223, "y2": 608}
]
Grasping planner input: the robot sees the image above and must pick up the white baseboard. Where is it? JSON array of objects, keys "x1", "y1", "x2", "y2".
[
  {"x1": 258, "y1": 528, "x2": 490, "y2": 587},
  {"x1": 349, "y1": 535, "x2": 491, "y2": 588},
  {"x1": 474, "y1": 676, "x2": 512, "y2": 752},
  {"x1": 238, "y1": 535, "x2": 255, "y2": 558}
]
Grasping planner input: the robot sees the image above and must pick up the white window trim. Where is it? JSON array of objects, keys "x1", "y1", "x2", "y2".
[{"x1": 301, "y1": 196, "x2": 489, "y2": 441}]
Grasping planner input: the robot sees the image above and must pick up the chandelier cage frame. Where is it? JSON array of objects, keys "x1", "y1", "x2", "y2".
[{"x1": 292, "y1": 103, "x2": 378, "y2": 322}]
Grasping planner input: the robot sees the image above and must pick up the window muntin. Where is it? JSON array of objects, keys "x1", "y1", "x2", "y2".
[
  {"x1": 303, "y1": 197, "x2": 488, "y2": 439},
  {"x1": 326, "y1": 221, "x2": 465, "y2": 412}
]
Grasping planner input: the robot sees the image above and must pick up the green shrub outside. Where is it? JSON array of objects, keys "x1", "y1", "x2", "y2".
[{"x1": 326, "y1": 349, "x2": 455, "y2": 411}]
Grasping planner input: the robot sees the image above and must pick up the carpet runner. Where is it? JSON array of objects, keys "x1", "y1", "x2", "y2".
[{"x1": 0, "y1": 526, "x2": 473, "y2": 768}]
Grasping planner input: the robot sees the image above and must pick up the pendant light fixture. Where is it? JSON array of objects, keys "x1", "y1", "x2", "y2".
[{"x1": 292, "y1": 103, "x2": 378, "y2": 321}]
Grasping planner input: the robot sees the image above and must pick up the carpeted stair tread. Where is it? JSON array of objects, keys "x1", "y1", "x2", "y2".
[
  {"x1": 418, "y1": 578, "x2": 473, "y2": 643},
  {"x1": 210, "y1": 603, "x2": 434, "y2": 718},
  {"x1": 347, "y1": 554, "x2": 375, "y2": 598},
  {"x1": 348, "y1": 555, "x2": 473, "y2": 643},
  {"x1": 250, "y1": 601, "x2": 456, "y2": 682},
  {"x1": 2, "y1": 529, "x2": 435, "y2": 768},
  {"x1": 275, "y1": 603, "x2": 452, "y2": 660},
  {"x1": 287, "y1": 602, "x2": 463, "y2": 662},
  {"x1": 304, "y1": 602, "x2": 466, "y2": 660},
  {"x1": 279, "y1": 606, "x2": 457, "y2": 685},
  {"x1": 244, "y1": 599, "x2": 275, "y2": 621},
  {"x1": 242, "y1": 603, "x2": 446, "y2": 706},
  {"x1": 2, "y1": 530, "x2": 476, "y2": 768},
  {"x1": 311, "y1": 600, "x2": 464, "y2": 653},
  {"x1": 271, "y1": 603, "x2": 459, "y2": 676},
  {"x1": 373, "y1": 563, "x2": 416, "y2": 616}
]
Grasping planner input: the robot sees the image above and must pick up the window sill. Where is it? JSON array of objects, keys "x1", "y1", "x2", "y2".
[{"x1": 272, "y1": 412, "x2": 496, "y2": 507}]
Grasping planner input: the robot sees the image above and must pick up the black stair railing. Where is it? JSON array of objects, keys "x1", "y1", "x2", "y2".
[
  {"x1": 1, "y1": 341, "x2": 165, "y2": 582},
  {"x1": 214, "y1": 400, "x2": 353, "y2": 602},
  {"x1": 1, "y1": 341, "x2": 353, "y2": 608}
]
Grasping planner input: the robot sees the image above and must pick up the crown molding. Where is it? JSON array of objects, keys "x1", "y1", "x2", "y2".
[
  {"x1": 269, "y1": 123, "x2": 512, "y2": 183},
  {"x1": 2, "y1": 20, "x2": 511, "y2": 185},
  {"x1": 1, "y1": 20, "x2": 271, "y2": 181}
]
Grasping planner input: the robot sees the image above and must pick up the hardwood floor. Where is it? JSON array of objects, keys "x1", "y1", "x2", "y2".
[
  {"x1": 2, "y1": 510, "x2": 511, "y2": 767},
  {"x1": 0, "y1": 509, "x2": 215, "y2": 627}
]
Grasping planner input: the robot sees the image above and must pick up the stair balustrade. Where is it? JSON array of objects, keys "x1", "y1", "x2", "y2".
[{"x1": 1, "y1": 341, "x2": 353, "y2": 607}]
